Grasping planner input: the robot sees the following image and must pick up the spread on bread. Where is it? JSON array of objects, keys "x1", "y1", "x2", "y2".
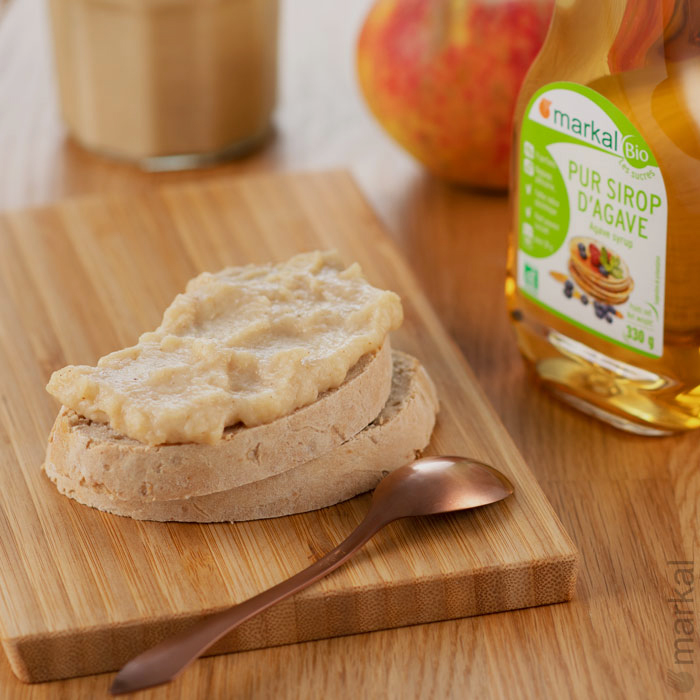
[
  {"x1": 44, "y1": 250, "x2": 438, "y2": 522},
  {"x1": 46, "y1": 251, "x2": 403, "y2": 445}
]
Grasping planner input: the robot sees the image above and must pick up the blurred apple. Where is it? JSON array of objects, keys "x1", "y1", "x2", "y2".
[{"x1": 357, "y1": 0, "x2": 553, "y2": 189}]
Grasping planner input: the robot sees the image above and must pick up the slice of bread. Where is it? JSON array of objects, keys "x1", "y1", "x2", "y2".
[
  {"x1": 45, "y1": 351, "x2": 439, "y2": 522},
  {"x1": 44, "y1": 342, "x2": 393, "y2": 502}
]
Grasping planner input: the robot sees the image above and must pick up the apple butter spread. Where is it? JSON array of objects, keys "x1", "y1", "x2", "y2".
[{"x1": 47, "y1": 252, "x2": 403, "y2": 446}]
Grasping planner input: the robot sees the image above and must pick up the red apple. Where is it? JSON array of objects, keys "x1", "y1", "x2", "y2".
[{"x1": 357, "y1": 0, "x2": 553, "y2": 189}]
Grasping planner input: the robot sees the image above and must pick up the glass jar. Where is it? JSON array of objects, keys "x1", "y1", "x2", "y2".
[{"x1": 48, "y1": 0, "x2": 279, "y2": 170}]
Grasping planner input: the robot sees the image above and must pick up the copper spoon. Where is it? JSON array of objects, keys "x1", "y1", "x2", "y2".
[{"x1": 110, "y1": 456, "x2": 514, "y2": 695}]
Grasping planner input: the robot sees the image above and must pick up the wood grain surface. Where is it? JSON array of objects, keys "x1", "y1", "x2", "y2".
[
  {"x1": 0, "y1": 0, "x2": 698, "y2": 698},
  {"x1": 0, "y1": 171, "x2": 577, "y2": 683}
]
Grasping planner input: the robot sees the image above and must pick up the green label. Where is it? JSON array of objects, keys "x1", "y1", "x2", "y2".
[{"x1": 516, "y1": 81, "x2": 666, "y2": 358}]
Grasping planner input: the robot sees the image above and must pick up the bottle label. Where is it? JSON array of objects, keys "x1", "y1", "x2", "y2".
[{"x1": 516, "y1": 81, "x2": 667, "y2": 358}]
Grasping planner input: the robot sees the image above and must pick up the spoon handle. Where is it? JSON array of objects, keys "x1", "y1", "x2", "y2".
[{"x1": 110, "y1": 508, "x2": 389, "y2": 695}]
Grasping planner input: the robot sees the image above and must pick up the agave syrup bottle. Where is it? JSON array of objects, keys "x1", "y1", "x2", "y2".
[{"x1": 507, "y1": 0, "x2": 700, "y2": 434}]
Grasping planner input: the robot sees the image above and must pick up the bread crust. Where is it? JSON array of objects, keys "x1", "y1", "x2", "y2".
[
  {"x1": 44, "y1": 342, "x2": 393, "y2": 501},
  {"x1": 45, "y1": 352, "x2": 438, "y2": 521}
]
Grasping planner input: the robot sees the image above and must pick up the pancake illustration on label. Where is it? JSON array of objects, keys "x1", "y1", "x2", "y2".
[
  {"x1": 549, "y1": 237, "x2": 634, "y2": 326},
  {"x1": 567, "y1": 237, "x2": 633, "y2": 304}
]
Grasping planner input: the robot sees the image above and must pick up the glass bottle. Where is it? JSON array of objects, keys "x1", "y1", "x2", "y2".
[{"x1": 507, "y1": 0, "x2": 700, "y2": 434}]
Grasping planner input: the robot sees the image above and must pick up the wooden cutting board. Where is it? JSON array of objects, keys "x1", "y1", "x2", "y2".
[{"x1": 0, "y1": 171, "x2": 578, "y2": 683}]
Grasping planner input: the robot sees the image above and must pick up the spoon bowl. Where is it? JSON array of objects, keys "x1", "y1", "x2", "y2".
[
  {"x1": 371, "y1": 456, "x2": 514, "y2": 520},
  {"x1": 111, "y1": 455, "x2": 514, "y2": 695}
]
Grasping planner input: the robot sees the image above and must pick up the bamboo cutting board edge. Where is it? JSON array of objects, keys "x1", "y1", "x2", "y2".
[
  {"x1": 2, "y1": 550, "x2": 578, "y2": 683},
  {"x1": 0, "y1": 170, "x2": 578, "y2": 683}
]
